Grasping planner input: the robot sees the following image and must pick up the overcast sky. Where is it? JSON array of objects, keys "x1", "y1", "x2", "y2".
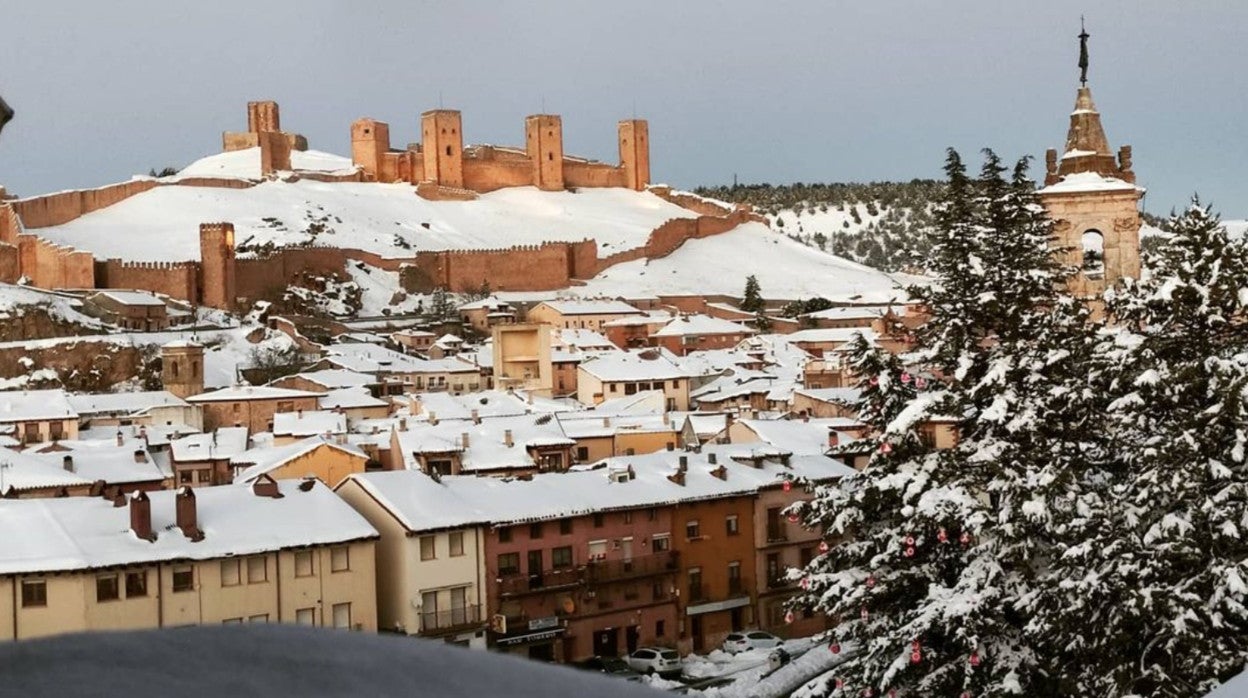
[{"x1": 1, "y1": 1, "x2": 1244, "y2": 217}]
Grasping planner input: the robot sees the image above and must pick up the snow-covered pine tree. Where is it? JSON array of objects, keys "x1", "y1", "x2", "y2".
[
  {"x1": 1041, "y1": 200, "x2": 1248, "y2": 696},
  {"x1": 790, "y1": 150, "x2": 1102, "y2": 697},
  {"x1": 742, "y1": 275, "x2": 765, "y2": 313}
]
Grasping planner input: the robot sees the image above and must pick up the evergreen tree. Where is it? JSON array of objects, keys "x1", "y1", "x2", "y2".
[
  {"x1": 427, "y1": 287, "x2": 456, "y2": 323},
  {"x1": 790, "y1": 150, "x2": 1102, "y2": 696},
  {"x1": 754, "y1": 310, "x2": 773, "y2": 333},
  {"x1": 1040, "y1": 201, "x2": 1248, "y2": 696},
  {"x1": 741, "y1": 275, "x2": 765, "y2": 313}
]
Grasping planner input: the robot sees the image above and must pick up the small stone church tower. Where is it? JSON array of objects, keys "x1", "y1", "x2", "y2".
[
  {"x1": 1038, "y1": 25, "x2": 1142, "y2": 302},
  {"x1": 162, "y1": 340, "x2": 205, "y2": 399}
]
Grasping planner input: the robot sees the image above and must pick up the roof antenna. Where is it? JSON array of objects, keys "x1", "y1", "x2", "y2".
[{"x1": 1078, "y1": 16, "x2": 1090, "y2": 86}]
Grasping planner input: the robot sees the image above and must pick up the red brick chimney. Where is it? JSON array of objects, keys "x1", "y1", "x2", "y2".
[
  {"x1": 130, "y1": 491, "x2": 155, "y2": 541},
  {"x1": 176, "y1": 487, "x2": 204, "y2": 541}
]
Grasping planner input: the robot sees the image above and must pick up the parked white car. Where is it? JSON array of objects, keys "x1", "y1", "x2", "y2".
[
  {"x1": 722, "y1": 630, "x2": 784, "y2": 654},
  {"x1": 625, "y1": 647, "x2": 682, "y2": 676}
]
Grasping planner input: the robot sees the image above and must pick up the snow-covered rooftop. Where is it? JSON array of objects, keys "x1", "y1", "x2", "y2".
[
  {"x1": 169, "y1": 427, "x2": 250, "y2": 462},
  {"x1": 0, "y1": 389, "x2": 78, "y2": 422},
  {"x1": 67, "y1": 390, "x2": 190, "y2": 417},
  {"x1": 272, "y1": 410, "x2": 347, "y2": 437},
  {"x1": 578, "y1": 350, "x2": 692, "y2": 382},
  {"x1": 0, "y1": 479, "x2": 377, "y2": 575},
  {"x1": 186, "y1": 385, "x2": 325, "y2": 403},
  {"x1": 231, "y1": 435, "x2": 367, "y2": 484},
  {"x1": 174, "y1": 148, "x2": 359, "y2": 180},
  {"x1": 1038, "y1": 171, "x2": 1141, "y2": 195},
  {"x1": 653, "y1": 314, "x2": 755, "y2": 338}
]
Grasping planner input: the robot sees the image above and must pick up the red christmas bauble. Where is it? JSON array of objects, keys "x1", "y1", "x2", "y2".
[
  {"x1": 937, "y1": 528, "x2": 948, "y2": 543},
  {"x1": 785, "y1": 610, "x2": 795, "y2": 624},
  {"x1": 879, "y1": 442, "x2": 892, "y2": 454},
  {"x1": 788, "y1": 513, "x2": 800, "y2": 523},
  {"x1": 782, "y1": 480, "x2": 792, "y2": 492},
  {"x1": 960, "y1": 531, "x2": 971, "y2": 545},
  {"x1": 904, "y1": 535, "x2": 915, "y2": 546},
  {"x1": 866, "y1": 575, "x2": 875, "y2": 588},
  {"x1": 830, "y1": 643, "x2": 841, "y2": 654},
  {"x1": 819, "y1": 540, "x2": 830, "y2": 553},
  {"x1": 861, "y1": 608, "x2": 869, "y2": 620},
  {"x1": 904, "y1": 546, "x2": 915, "y2": 557},
  {"x1": 970, "y1": 651, "x2": 980, "y2": 667},
  {"x1": 911, "y1": 640, "x2": 921, "y2": 650},
  {"x1": 800, "y1": 577, "x2": 810, "y2": 590},
  {"x1": 869, "y1": 375, "x2": 879, "y2": 386},
  {"x1": 910, "y1": 650, "x2": 921, "y2": 664},
  {"x1": 835, "y1": 678, "x2": 844, "y2": 689},
  {"x1": 916, "y1": 377, "x2": 928, "y2": 389},
  {"x1": 900, "y1": 372, "x2": 912, "y2": 384}
]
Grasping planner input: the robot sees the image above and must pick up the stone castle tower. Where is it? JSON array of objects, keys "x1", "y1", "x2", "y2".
[
  {"x1": 1038, "y1": 27, "x2": 1142, "y2": 301},
  {"x1": 525, "y1": 114, "x2": 565, "y2": 191},
  {"x1": 199, "y1": 222, "x2": 237, "y2": 310},
  {"x1": 618, "y1": 119, "x2": 650, "y2": 192},
  {"x1": 161, "y1": 340, "x2": 205, "y2": 399},
  {"x1": 422, "y1": 110, "x2": 464, "y2": 189}
]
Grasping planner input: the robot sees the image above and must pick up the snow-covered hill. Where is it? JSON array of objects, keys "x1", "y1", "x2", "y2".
[
  {"x1": 572, "y1": 222, "x2": 912, "y2": 303},
  {"x1": 33, "y1": 162, "x2": 698, "y2": 262}
]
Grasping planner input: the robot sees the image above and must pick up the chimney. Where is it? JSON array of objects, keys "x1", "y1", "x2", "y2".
[
  {"x1": 399, "y1": 417, "x2": 408, "y2": 432},
  {"x1": 139, "y1": 425, "x2": 148, "y2": 444},
  {"x1": 828, "y1": 431, "x2": 840, "y2": 448},
  {"x1": 176, "y1": 487, "x2": 204, "y2": 541},
  {"x1": 802, "y1": 413, "x2": 810, "y2": 423},
  {"x1": 708, "y1": 453, "x2": 717, "y2": 465},
  {"x1": 251, "y1": 475, "x2": 283, "y2": 499},
  {"x1": 62, "y1": 455, "x2": 74, "y2": 472},
  {"x1": 504, "y1": 429, "x2": 514, "y2": 448},
  {"x1": 710, "y1": 465, "x2": 727, "y2": 481},
  {"x1": 112, "y1": 492, "x2": 127, "y2": 507},
  {"x1": 666, "y1": 442, "x2": 675, "y2": 452},
  {"x1": 428, "y1": 411, "x2": 438, "y2": 426},
  {"x1": 678, "y1": 455, "x2": 688, "y2": 472},
  {"x1": 297, "y1": 409, "x2": 303, "y2": 419},
  {"x1": 471, "y1": 409, "x2": 481, "y2": 425},
  {"x1": 602, "y1": 416, "x2": 610, "y2": 428},
  {"x1": 429, "y1": 468, "x2": 442, "y2": 483},
  {"x1": 115, "y1": 431, "x2": 124, "y2": 447},
  {"x1": 461, "y1": 432, "x2": 470, "y2": 449},
  {"x1": 667, "y1": 471, "x2": 686, "y2": 486},
  {"x1": 133, "y1": 449, "x2": 148, "y2": 463},
  {"x1": 130, "y1": 491, "x2": 155, "y2": 542}
]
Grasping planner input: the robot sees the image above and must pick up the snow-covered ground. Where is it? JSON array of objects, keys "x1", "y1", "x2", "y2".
[
  {"x1": 768, "y1": 203, "x2": 885, "y2": 239},
  {"x1": 635, "y1": 636, "x2": 846, "y2": 697},
  {"x1": 173, "y1": 148, "x2": 358, "y2": 180},
  {"x1": 33, "y1": 179, "x2": 698, "y2": 262},
  {"x1": 576, "y1": 222, "x2": 913, "y2": 303}
]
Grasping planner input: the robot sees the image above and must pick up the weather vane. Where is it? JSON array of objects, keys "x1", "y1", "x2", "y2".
[{"x1": 1078, "y1": 17, "x2": 1090, "y2": 85}]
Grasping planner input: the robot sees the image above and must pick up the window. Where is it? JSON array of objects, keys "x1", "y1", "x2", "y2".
[
  {"x1": 726, "y1": 515, "x2": 740, "y2": 536},
  {"x1": 331, "y1": 547, "x2": 350, "y2": 572},
  {"x1": 609, "y1": 384, "x2": 618, "y2": 393},
  {"x1": 223, "y1": 617, "x2": 244, "y2": 625},
  {"x1": 249, "y1": 614, "x2": 269, "y2": 624},
  {"x1": 559, "y1": 519, "x2": 572, "y2": 535},
  {"x1": 178, "y1": 470, "x2": 192, "y2": 485},
  {"x1": 276, "y1": 401, "x2": 294, "y2": 413},
  {"x1": 593, "y1": 513, "x2": 605, "y2": 528},
  {"x1": 247, "y1": 556, "x2": 267, "y2": 584},
  {"x1": 575, "y1": 447, "x2": 589, "y2": 462},
  {"x1": 686, "y1": 520, "x2": 701, "y2": 540},
  {"x1": 295, "y1": 550, "x2": 314, "y2": 577},
  {"x1": 498, "y1": 527, "x2": 512, "y2": 543},
  {"x1": 421, "y1": 591, "x2": 438, "y2": 629},
  {"x1": 220, "y1": 559, "x2": 239, "y2": 586},
  {"x1": 623, "y1": 511, "x2": 633, "y2": 524},
  {"x1": 728, "y1": 561, "x2": 742, "y2": 594},
  {"x1": 498, "y1": 552, "x2": 520, "y2": 576},
  {"x1": 652, "y1": 534, "x2": 671, "y2": 552},
  {"x1": 530, "y1": 522, "x2": 544, "y2": 540},
  {"x1": 332, "y1": 603, "x2": 352, "y2": 629},
  {"x1": 656, "y1": 619, "x2": 666, "y2": 637},
  {"x1": 552, "y1": 546, "x2": 573, "y2": 569},
  {"x1": 588, "y1": 539, "x2": 608, "y2": 561},
  {"x1": 20, "y1": 580, "x2": 47, "y2": 608},
  {"x1": 449, "y1": 531, "x2": 465, "y2": 557},
  {"x1": 800, "y1": 547, "x2": 815, "y2": 568},
  {"x1": 125, "y1": 571, "x2": 148, "y2": 597},
  {"x1": 296, "y1": 608, "x2": 315, "y2": 626},
  {"x1": 652, "y1": 580, "x2": 667, "y2": 601},
  {"x1": 648, "y1": 507, "x2": 657, "y2": 522},
  {"x1": 688, "y1": 568, "x2": 703, "y2": 601},
  {"x1": 420, "y1": 536, "x2": 436, "y2": 561},
  {"x1": 172, "y1": 567, "x2": 194, "y2": 592},
  {"x1": 96, "y1": 575, "x2": 120, "y2": 602}
]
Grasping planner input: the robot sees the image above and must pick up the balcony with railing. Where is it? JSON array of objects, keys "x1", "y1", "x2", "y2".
[
  {"x1": 766, "y1": 523, "x2": 788, "y2": 544},
  {"x1": 585, "y1": 551, "x2": 679, "y2": 584},
  {"x1": 497, "y1": 552, "x2": 679, "y2": 597},
  {"x1": 419, "y1": 604, "x2": 484, "y2": 635}
]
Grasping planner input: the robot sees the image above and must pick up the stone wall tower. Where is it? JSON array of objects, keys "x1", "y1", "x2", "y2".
[
  {"x1": 161, "y1": 340, "x2": 205, "y2": 399},
  {"x1": 421, "y1": 110, "x2": 464, "y2": 189},
  {"x1": 618, "y1": 119, "x2": 650, "y2": 191},
  {"x1": 525, "y1": 114, "x2": 565, "y2": 191},
  {"x1": 351, "y1": 118, "x2": 391, "y2": 181},
  {"x1": 248, "y1": 101, "x2": 281, "y2": 134},
  {"x1": 1038, "y1": 29, "x2": 1141, "y2": 303},
  {"x1": 199, "y1": 222, "x2": 237, "y2": 311}
]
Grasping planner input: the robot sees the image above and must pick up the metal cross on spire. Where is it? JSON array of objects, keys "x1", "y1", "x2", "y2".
[{"x1": 1078, "y1": 16, "x2": 1090, "y2": 85}]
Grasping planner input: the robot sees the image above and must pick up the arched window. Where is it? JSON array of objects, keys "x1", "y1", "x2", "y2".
[
  {"x1": 170, "y1": 361, "x2": 179, "y2": 379},
  {"x1": 1081, "y1": 230, "x2": 1105, "y2": 275},
  {"x1": 192, "y1": 360, "x2": 199, "y2": 377},
  {"x1": 445, "y1": 145, "x2": 452, "y2": 157}
]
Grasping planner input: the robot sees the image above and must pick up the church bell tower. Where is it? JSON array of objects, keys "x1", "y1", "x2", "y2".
[{"x1": 1038, "y1": 21, "x2": 1142, "y2": 303}]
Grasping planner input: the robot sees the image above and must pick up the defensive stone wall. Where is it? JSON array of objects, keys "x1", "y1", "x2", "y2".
[{"x1": 96, "y1": 259, "x2": 199, "y2": 301}]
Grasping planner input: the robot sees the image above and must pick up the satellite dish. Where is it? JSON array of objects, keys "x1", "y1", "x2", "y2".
[{"x1": 560, "y1": 596, "x2": 576, "y2": 615}]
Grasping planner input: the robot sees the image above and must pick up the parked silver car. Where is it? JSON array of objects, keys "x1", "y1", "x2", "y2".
[
  {"x1": 625, "y1": 647, "x2": 681, "y2": 676},
  {"x1": 722, "y1": 630, "x2": 784, "y2": 654}
]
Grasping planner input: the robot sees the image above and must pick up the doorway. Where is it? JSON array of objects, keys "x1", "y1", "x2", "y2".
[
  {"x1": 626, "y1": 625, "x2": 640, "y2": 654},
  {"x1": 593, "y1": 627, "x2": 619, "y2": 657},
  {"x1": 691, "y1": 615, "x2": 704, "y2": 652}
]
